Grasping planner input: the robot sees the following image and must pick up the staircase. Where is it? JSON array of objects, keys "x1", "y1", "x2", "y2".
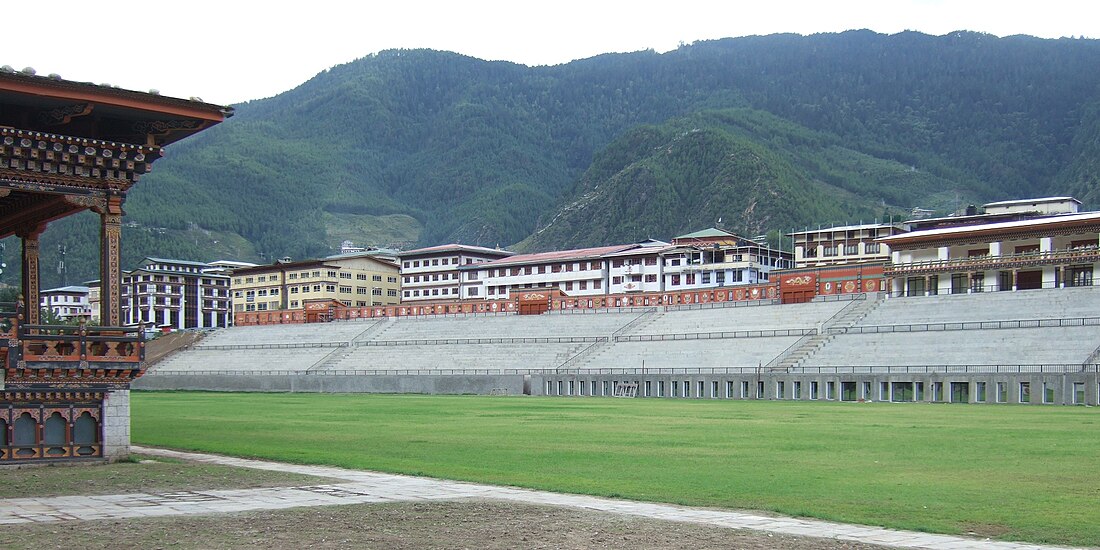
[
  {"x1": 770, "y1": 293, "x2": 884, "y2": 370},
  {"x1": 308, "y1": 319, "x2": 391, "y2": 371}
]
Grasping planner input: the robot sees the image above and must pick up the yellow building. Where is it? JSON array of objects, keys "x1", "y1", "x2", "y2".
[{"x1": 231, "y1": 252, "x2": 400, "y2": 316}]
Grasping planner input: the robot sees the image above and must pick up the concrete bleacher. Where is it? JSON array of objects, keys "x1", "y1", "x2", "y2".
[
  {"x1": 153, "y1": 347, "x2": 329, "y2": 372},
  {"x1": 364, "y1": 311, "x2": 641, "y2": 342},
  {"x1": 623, "y1": 300, "x2": 848, "y2": 337},
  {"x1": 195, "y1": 320, "x2": 380, "y2": 347},
  {"x1": 800, "y1": 326, "x2": 1100, "y2": 369},
  {"x1": 856, "y1": 287, "x2": 1100, "y2": 327},
  {"x1": 580, "y1": 336, "x2": 802, "y2": 370},
  {"x1": 324, "y1": 342, "x2": 588, "y2": 372}
]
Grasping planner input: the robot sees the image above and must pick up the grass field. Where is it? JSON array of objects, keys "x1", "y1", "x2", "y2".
[{"x1": 132, "y1": 392, "x2": 1100, "y2": 546}]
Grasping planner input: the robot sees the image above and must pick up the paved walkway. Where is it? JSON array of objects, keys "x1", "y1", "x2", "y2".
[{"x1": 0, "y1": 446, "x2": 1085, "y2": 550}]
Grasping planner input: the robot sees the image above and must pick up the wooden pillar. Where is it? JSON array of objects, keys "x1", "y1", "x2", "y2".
[
  {"x1": 97, "y1": 195, "x2": 125, "y2": 327},
  {"x1": 18, "y1": 223, "x2": 46, "y2": 326}
]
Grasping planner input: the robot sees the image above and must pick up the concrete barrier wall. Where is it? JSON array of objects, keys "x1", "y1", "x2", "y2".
[
  {"x1": 532, "y1": 372, "x2": 1100, "y2": 405},
  {"x1": 134, "y1": 374, "x2": 525, "y2": 395}
]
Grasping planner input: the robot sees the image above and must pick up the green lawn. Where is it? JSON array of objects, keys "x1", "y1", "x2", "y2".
[{"x1": 132, "y1": 392, "x2": 1100, "y2": 546}]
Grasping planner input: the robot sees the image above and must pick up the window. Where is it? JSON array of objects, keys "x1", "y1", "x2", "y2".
[
  {"x1": 579, "y1": 281, "x2": 587, "y2": 290},
  {"x1": 776, "y1": 381, "x2": 785, "y2": 399},
  {"x1": 865, "y1": 242, "x2": 881, "y2": 254},
  {"x1": 612, "y1": 276, "x2": 623, "y2": 284},
  {"x1": 339, "y1": 286, "x2": 352, "y2": 294},
  {"x1": 327, "y1": 271, "x2": 337, "y2": 278},
  {"x1": 387, "y1": 289, "x2": 397, "y2": 297},
  {"x1": 357, "y1": 287, "x2": 367, "y2": 295},
  {"x1": 372, "y1": 288, "x2": 383, "y2": 296},
  {"x1": 325, "y1": 285, "x2": 336, "y2": 292},
  {"x1": 1019, "y1": 382, "x2": 1031, "y2": 403},
  {"x1": 1043, "y1": 383, "x2": 1055, "y2": 404},
  {"x1": 740, "y1": 381, "x2": 749, "y2": 398},
  {"x1": 822, "y1": 246, "x2": 837, "y2": 257},
  {"x1": 645, "y1": 274, "x2": 657, "y2": 283},
  {"x1": 793, "y1": 381, "x2": 802, "y2": 399},
  {"x1": 373, "y1": 275, "x2": 382, "y2": 282},
  {"x1": 340, "y1": 272, "x2": 352, "y2": 279},
  {"x1": 1073, "y1": 382, "x2": 1085, "y2": 404},
  {"x1": 996, "y1": 382, "x2": 1007, "y2": 403},
  {"x1": 976, "y1": 382, "x2": 987, "y2": 403},
  {"x1": 671, "y1": 275, "x2": 681, "y2": 286},
  {"x1": 357, "y1": 273, "x2": 367, "y2": 280},
  {"x1": 844, "y1": 243, "x2": 859, "y2": 255}
]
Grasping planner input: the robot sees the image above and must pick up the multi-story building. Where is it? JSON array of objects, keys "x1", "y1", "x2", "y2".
[
  {"x1": 789, "y1": 223, "x2": 909, "y2": 269},
  {"x1": 121, "y1": 258, "x2": 232, "y2": 329},
  {"x1": 663, "y1": 228, "x2": 793, "y2": 289},
  {"x1": 231, "y1": 252, "x2": 400, "y2": 319},
  {"x1": 462, "y1": 245, "x2": 634, "y2": 300},
  {"x1": 39, "y1": 285, "x2": 92, "y2": 322},
  {"x1": 605, "y1": 240, "x2": 673, "y2": 294},
  {"x1": 398, "y1": 244, "x2": 514, "y2": 302},
  {"x1": 881, "y1": 205, "x2": 1100, "y2": 296}
]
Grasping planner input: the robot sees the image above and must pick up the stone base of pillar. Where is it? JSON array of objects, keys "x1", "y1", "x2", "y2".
[{"x1": 101, "y1": 389, "x2": 131, "y2": 462}]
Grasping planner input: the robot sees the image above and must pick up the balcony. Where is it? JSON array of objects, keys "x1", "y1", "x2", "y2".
[{"x1": 886, "y1": 247, "x2": 1100, "y2": 276}]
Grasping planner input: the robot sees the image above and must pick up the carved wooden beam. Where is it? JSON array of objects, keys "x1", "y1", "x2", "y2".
[{"x1": 37, "y1": 103, "x2": 94, "y2": 126}]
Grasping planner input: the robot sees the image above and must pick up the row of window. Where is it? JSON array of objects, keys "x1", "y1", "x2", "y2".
[
  {"x1": 236, "y1": 272, "x2": 396, "y2": 284},
  {"x1": 804, "y1": 242, "x2": 882, "y2": 258},
  {"x1": 403, "y1": 256, "x2": 482, "y2": 268},
  {"x1": 546, "y1": 379, "x2": 1095, "y2": 404},
  {"x1": 405, "y1": 273, "x2": 460, "y2": 283}
]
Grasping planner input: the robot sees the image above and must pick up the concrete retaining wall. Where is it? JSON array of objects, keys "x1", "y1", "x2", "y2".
[
  {"x1": 134, "y1": 374, "x2": 526, "y2": 395},
  {"x1": 533, "y1": 372, "x2": 1100, "y2": 405}
]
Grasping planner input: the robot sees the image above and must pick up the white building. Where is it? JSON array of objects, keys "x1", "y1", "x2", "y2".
[
  {"x1": 664, "y1": 228, "x2": 793, "y2": 289},
  {"x1": 398, "y1": 244, "x2": 514, "y2": 302},
  {"x1": 462, "y1": 244, "x2": 634, "y2": 300},
  {"x1": 789, "y1": 223, "x2": 908, "y2": 269},
  {"x1": 121, "y1": 258, "x2": 232, "y2": 329},
  {"x1": 39, "y1": 285, "x2": 92, "y2": 322},
  {"x1": 880, "y1": 209, "x2": 1100, "y2": 296}
]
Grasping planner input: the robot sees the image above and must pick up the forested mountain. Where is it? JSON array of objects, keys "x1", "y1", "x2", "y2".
[{"x1": 18, "y1": 30, "x2": 1100, "y2": 287}]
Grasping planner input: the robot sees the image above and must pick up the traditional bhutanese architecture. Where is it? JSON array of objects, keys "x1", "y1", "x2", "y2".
[
  {"x1": 462, "y1": 244, "x2": 634, "y2": 301},
  {"x1": 880, "y1": 202, "x2": 1100, "y2": 296},
  {"x1": 232, "y1": 252, "x2": 400, "y2": 325},
  {"x1": 0, "y1": 69, "x2": 230, "y2": 462},
  {"x1": 666, "y1": 228, "x2": 793, "y2": 289},
  {"x1": 398, "y1": 244, "x2": 514, "y2": 302},
  {"x1": 788, "y1": 223, "x2": 908, "y2": 269},
  {"x1": 121, "y1": 258, "x2": 232, "y2": 330}
]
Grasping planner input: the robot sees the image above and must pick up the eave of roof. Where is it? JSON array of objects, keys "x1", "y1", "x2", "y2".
[
  {"x1": 475, "y1": 244, "x2": 637, "y2": 268},
  {"x1": 879, "y1": 211, "x2": 1100, "y2": 246},
  {"x1": 397, "y1": 243, "x2": 515, "y2": 257}
]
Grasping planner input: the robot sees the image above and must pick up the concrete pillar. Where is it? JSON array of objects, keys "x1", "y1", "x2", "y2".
[
  {"x1": 937, "y1": 246, "x2": 949, "y2": 261},
  {"x1": 989, "y1": 241, "x2": 1002, "y2": 257},
  {"x1": 101, "y1": 389, "x2": 131, "y2": 461}
]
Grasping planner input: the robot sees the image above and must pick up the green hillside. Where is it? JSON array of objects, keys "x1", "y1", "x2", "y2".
[{"x1": 17, "y1": 30, "x2": 1100, "y2": 287}]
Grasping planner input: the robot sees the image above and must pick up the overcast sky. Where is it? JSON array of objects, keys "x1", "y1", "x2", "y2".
[{"x1": 6, "y1": 0, "x2": 1098, "y2": 105}]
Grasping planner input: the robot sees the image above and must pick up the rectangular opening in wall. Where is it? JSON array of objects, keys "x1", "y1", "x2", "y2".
[
  {"x1": 1043, "y1": 383, "x2": 1055, "y2": 404},
  {"x1": 711, "y1": 380, "x2": 719, "y2": 398},
  {"x1": 776, "y1": 381, "x2": 785, "y2": 399},
  {"x1": 579, "y1": 380, "x2": 586, "y2": 396},
  {"x1": 810, "y1": 381, "x2": 820, "y2": 400},
  {"x1": 915, "y1": 382, "x2": 925, "y2": 401},
  {"x1": 950, "y1": 382, "x2": 969, "y2": 403},
  {"x1": 568, "y1": 380, "x2": 574, "y2": 396},
  {"x1": 996, "y1": 382, "x2": 1007, "y2": 403},
  {"x1": 602, "y1": 381, "x2": 609, "y2": 396},
  {"x1": 725, "y1": 380, "x2": 733, "y2": 399},
  {"x1": 672, "y1": 381, "x2": 679, "y2": 398},
  {"x1": 841, "y1": 381, "x2": 857, "y2": 401},
  {"x1": 757, "y1": 380, "x2": 765, "y2": 399},
  {"x1": 862, "y1": 382, "x2": 871, "y2": 400},
  {"x1": 976, "y1": 382, "x2": 987, "y2": 403},
  {"x1": 698, "y1": 380, "x2": 705, "y2": 399},
  {"x1": 793, "y1": 381, "x2": 802, "y2": 399},
  {"x1": 557, "y1": 380, "x2": 563, "y2": 396},
  {"x1": 826, "y1": 381, "x2": 835, "y2": 400},
  {"x1": 546, "y1": 380, "x2": 553, "y2": 395},
  {"x1": 684, "y1": 381, "x2": 690, "y2": 398},
  {"x1": 931, "y1": 382, "x2": 943, "y2": 402},
  {"x1": 740, "y1": 381, "x2": 749, "y2": 399},
  {"x1": 1020, "y1": 382, "x2": 1031, "y2": 403},
  {"x1": 644, "y1": 380, "x2": 652, "y2": 397},
  {"x1": 1073, "y1": 382, "x2": 1085, "y2": 405},
  {"x1": 880, "y1": 381, "x2": 889, "y2": 401},
  {"x1": 891, "y1": 382, "x2": 913, "y2": 402}
]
